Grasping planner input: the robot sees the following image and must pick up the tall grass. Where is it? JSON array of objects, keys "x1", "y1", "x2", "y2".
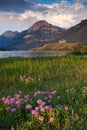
[
  {"x1": 0, "y1": 55, "x2": 87, "y2": 129},
  {"x1": 0, "y1": 55, "x2": 87, "y2": 96}
]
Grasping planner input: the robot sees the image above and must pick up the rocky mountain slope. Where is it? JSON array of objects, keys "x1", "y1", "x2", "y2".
[
  {"x1": 3, "y1": 20, "x2": 65, "y2": 50},
  {"x1": 63, "y1": 19, "x2": 87, "y2": 43}
]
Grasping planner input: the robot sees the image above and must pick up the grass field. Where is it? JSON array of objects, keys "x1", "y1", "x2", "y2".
[
  {"x1": 0, "y1": 55, "x2": 87, "y2": 129},
  {"x1": 32, "y1": 43, "x2": 87, "y2": 54}
]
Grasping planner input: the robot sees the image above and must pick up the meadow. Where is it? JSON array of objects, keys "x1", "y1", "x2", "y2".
[{"x1": 0, "y1": 55, "x2": 87, "y2": 130}]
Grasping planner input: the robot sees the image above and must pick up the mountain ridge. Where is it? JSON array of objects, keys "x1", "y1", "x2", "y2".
[
  {"x1": 0, "y1": 19, "x2": 87, "y2": 50},
  {"x1": 3, "y1": 20, "x2": 65, "y2": 50}
]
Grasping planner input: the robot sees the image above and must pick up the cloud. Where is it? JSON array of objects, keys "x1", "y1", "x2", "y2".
[
  {"x1": 0, "y1": 0, "x2": 87, "y2": 34},
  {"x1": 75, "y1": 0, "x2": 87, "y2": 5},
  {"x1": 0, "y1": 0, "x2": 38, "y2": 13},
  {"x1": 16, "y1": 1, "x2": 87, "y2": 28}
]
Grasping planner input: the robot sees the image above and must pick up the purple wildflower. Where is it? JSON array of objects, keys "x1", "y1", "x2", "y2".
[
  {"x1": 48, "y1": 100, "x2": 51, "y2": 103},
  {"x1": 48, "y1": 95, "x2": 52, "y2": 99},
  {"x1": 11, "y1": 108, "x2": 16, "y2": 112},
  {"x1": 25, "y1": 104, "x2": 32, "y2": 110},
  {"x1": 24, "y1": 95, "x2": 30, "y2": 100},
  {"x1": 44, "y1": 97, "x2": 48, "y2": 100},
  {"x1": 6, "y1": 107, "x2": 11, "y2": 111},
  {"x1": 10, "y1": 98, "x2": 16, "y2": 104}
]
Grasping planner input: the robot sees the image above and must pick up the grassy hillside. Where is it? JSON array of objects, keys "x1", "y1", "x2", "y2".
[
  {"x1": 0, "y1": 56, "x2": 87, "y2": 129},
  {"x1": 32, "y1": 43, "x2": 87, "y2": 54}
]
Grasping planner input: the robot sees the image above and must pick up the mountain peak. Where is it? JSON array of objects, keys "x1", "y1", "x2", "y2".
[
  {"x1": 28, "y1": 20, "x2": 52, "y2": 32},
  {"x1": 1, "y1": 30, "x2": 18, "y2": 38}
]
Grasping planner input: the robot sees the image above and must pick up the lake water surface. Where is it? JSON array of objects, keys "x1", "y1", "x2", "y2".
[{"x1": 0, "y1": 51, "x2": 69, "y2": 58}]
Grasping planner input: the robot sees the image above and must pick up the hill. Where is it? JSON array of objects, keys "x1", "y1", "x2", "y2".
[{"x1": 32, "y1": 42, "x2": 87, "y2": 54}]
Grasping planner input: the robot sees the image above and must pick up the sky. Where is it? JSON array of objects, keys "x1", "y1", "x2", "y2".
[{"x1": 0, "y1": 0, "x2": 87, "y2": 34}]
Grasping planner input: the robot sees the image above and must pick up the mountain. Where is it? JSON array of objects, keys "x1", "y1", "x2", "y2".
[
  {"x1": 0, "y1": 31, "x2": 19, "y2": 49},
  {"x1": 3, "y1": 20, "x2": 65, "y2": 50},
  {"x1": 1, "y1": 31, "x2": 18, "y2": 38},
  {"x1": 1, "y1": 19, "x2": 87, "y2": 50},
  {"x1": 63, "y1": 19, "x2": 87, "y2": 43}
]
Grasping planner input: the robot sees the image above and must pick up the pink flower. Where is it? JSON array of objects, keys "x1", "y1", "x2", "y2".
[
  {"x1": 35, "y1": 107, "x2": 40, "y2": 111},
  {"x1": 39, "y1": 116, "x2": 44, "y2": 121},
  {"x1": 40, "y1": 107, "x2": 45, "y2": 112},
  {"x1": 14, "y1": 94, "x2": 20, "y2": 99},
  {"x1": 51, "y1": 91, "x2": 57, "y2": 95},
  {"x1": 20, "y1": 75, "x2": 23, "y2": 80},
  {"x1": 49, "y1": 117, "x2": 55, "y2": 123},
  {"x1": 37, "y1": 99, "x2": 45, "y2": 106},
  {"x1": 32, "y1": 110, "x2": 38, "y2": 116},
  {"x1": 45, "y1": 106, "x2": 50, "y2": 110},
  {"x1": 1, "y1": 97, "x2": 5, "y2": 101},
  {"x1": 64, "y1": 106, "x2": 68, "y2": 111},
  {"x1": 25, "y1": 104, "x2": 32, "y2": 110}
]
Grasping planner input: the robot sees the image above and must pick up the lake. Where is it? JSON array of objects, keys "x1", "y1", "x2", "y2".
[{"x1": 0, "y1": 51, "x2": 69, "y2": 58}]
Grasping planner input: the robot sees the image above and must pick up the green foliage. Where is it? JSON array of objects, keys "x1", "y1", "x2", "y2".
[{"x1": 0, "y1": 55, "x2": 87, "y2": 129}]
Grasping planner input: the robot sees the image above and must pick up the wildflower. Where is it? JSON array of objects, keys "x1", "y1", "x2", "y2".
[
  {"x1": 4, "y1": 98, "x2": 10, "y2": 105},
  {"x1": 45, "y1": 106, "x2": 50, "y2": 110},
  {"x1": 32, "y1": 110, "x2": 38, "y2": 116},
  {"x1": 48, "y1": 100, "x2": 51, "y2": 103},
  {"x1": 40, "y1": 107, "x2": 45, "y2": 112},
  {"x1": 24, "y1": 95, "x2": 30, "y2": 100},
  {"x1": 51, "y1": 91, "x2": 57, "y2": 95},
  {"x1": 48, "y1": 95, "x2": 52, "y2": 99},
  {"x1": 14, "y1": 94, "x2": 20, "y2": 99},
  {"x1": 37, "y1": 99, "x2": 45, "y2": 106},
  {"x1": 6, "y1": 107, "x2": 11, "y2": 111},
  {"x1": 49, "y1": 117, "x2": 55, "y2": 123},
  {"x1": 35, "y1": 107, "x2": 40, "y2": 111},
  {"x1": 10, "y1": 98, "x2": 16, "y2": 104},
  {"x1": 44, "y1": 97, "x2": 48, "y2": 100},
  {"x1": 25, "y1": 104, "x2": 32, "y2": 110},
  {"x1": 64, "y1": 106, "x2": 68, "y2": 111},
  {"x1": 20, "y1": 75, "x2": 23, "y2": 80},
  {"x1": 1, "y1": 97, "x2": 5, "y2": 101},
  {"x1": 11, "y1": 108, "x2": 16, "y2": 112},
  {"x1": 39, "y1": 116, "x2": 44, "y2": 121},
  {"x1": 7, "y1": 96, "x2": 11, "y2": 99},
  {"x1": 16, "y1": 100, "x2": 21, "y2": 105}
]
